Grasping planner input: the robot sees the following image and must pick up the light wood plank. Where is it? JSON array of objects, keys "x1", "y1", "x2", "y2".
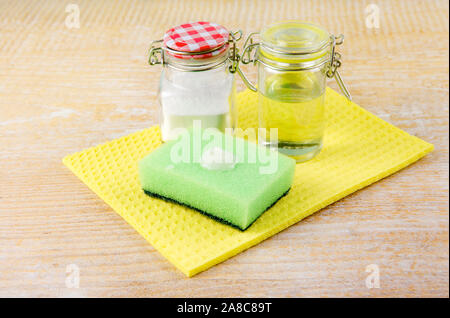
[{"x1": 0, "y1": 0, "x2": 448, "y2": 297}]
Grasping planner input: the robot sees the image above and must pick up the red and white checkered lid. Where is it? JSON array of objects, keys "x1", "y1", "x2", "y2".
[{"x1": 163, "y1": 21, "x2": 230, "y2": 59}]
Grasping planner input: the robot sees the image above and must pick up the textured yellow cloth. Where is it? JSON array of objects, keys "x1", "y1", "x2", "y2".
[{"x1": 63, "y1": 88, "x2": 433, "y2": 277}]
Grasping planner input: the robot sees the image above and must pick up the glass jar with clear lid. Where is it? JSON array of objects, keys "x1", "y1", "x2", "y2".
[
  {"x1": 148, "y1": 22, "x2": 241, "y2": 142},
  {"x1": 239, "y1": 21, "x2": 351, "y2": 162}
]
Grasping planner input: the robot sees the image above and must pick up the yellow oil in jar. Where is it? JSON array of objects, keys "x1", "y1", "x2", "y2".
[{"x1": 258, "y1": 72, "x2": 325, "y2": 162}]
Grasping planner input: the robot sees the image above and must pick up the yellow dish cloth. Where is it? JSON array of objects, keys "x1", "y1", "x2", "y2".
[{"x1": 63, "y1": 88, "x2": 433, "y2": 277}]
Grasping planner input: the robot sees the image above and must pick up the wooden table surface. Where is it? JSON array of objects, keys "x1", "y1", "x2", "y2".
[{"x1": 0, "y1": 0, "x2": 448, "y2": 298}]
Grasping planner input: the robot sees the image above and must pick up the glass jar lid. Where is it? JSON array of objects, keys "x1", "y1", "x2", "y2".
[
  {"x1": 149, "y1": 22, "x2": 242, "y2": 72},
  {"x1": 163, "y1": 21, "x2": 230, "y2": 60},
  {"x1": 258, "y1": 21, "x2": 332, "y2": 69},
  {"x1": 260, "y1": 21, "x2": 330, "y2": 54}
]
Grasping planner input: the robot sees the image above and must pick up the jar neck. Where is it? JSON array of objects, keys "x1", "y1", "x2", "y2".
[
  {"x1": 163, "y1": 62, "x2": 231, "y2": 85},
  {"x1": 163, "y1": 49, "x2": 230, "y2": 72},
  {"x1": 257, "y1": 43, "x2": 331, "y2": 71}
]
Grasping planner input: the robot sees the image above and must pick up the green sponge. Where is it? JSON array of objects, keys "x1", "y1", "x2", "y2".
[{"x1": 138, "y1": 129, "x2": 296, "y2": 230}]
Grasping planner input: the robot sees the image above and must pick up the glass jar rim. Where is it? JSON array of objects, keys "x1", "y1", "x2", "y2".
[
  {"x1": 163, "y1": 49, "x2": 230, "y2": 72},
  {"x1": 260, "y1": 21, "x2": 331, "y2": 55},
  {"x1": 257, "y1": 21, "x2": 335, "y2": 70}
]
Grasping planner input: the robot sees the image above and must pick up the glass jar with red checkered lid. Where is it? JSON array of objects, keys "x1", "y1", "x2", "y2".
[{"x1": 149, "y1": 21, "x2": 242, "y2": 142}]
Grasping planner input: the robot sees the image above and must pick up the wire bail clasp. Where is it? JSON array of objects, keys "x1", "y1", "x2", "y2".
[
  {"x1": 326, "y1": 34, "x2": 352, "y2": 100},
  {"x1": 148, "y1": 39, "x2": 164, "y2": 65},
  {"x1": 241, "y1": 32, "x2": 260, "y2": 65},
  {"x1": 228, "y1": 30, "x2": 243, "y2": 74},
  {"x1": 235, "y1": 32, "x2": 260, "y2": 92}
]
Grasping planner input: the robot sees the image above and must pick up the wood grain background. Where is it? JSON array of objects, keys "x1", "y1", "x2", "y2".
[{"x1": 0, "y1": 0, "x2": 448, "y2": 297}]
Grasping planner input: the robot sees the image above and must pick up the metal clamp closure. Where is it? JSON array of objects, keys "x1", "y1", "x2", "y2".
[
  {"x1": 241, "y1": 32, "x2": 259, "y2": 65},
  {"x1": 148, "y1": 40, "x2": 164, "y2": 65},
  {"x1": 326, "y1": 34, "x2": 352, "y2": 100},
  {"x1": 228, "y1": 30, "x2": 243, "y2": 74}
]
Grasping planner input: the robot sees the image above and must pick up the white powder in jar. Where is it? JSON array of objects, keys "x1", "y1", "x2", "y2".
[{"x1": 159, "y1": 67, "x2": 234, "y2": 141}]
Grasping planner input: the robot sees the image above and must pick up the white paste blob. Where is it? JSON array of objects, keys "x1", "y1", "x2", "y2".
[{"x1": 200, "y1": 146, "x2": 236, "y2": 171}]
